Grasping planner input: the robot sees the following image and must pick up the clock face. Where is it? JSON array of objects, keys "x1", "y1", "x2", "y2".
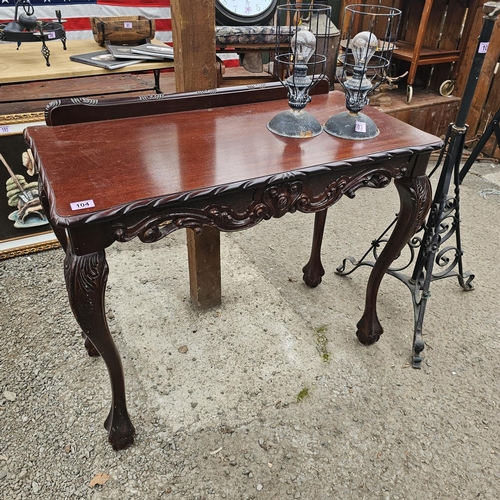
[
  {"x1": 216, "y1": 0, "x2": 278, "y2": 26},
  {"x1": 218, "y1": 0, "x2": 275, "y2": 18}
]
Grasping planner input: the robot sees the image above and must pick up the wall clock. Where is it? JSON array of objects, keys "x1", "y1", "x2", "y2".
[{"x1": 215, "y1": 0, "x2": 279, "y2": 26}]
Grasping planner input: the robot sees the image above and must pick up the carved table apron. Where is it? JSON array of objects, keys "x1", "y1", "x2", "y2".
[{"x1": 25, "y1": 91, "x2": 442, "y2": 450}]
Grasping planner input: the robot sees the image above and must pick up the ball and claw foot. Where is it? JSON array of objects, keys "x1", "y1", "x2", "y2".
[
  {"x1": 356, "y1": 314, "x2": 383, "y2": 345},
  {"x1": 302, "y1": 262, "x2": 325, "y2": 288},
  {"x1": 104, "y1": 409, "x2": 136, "y2": 451}
]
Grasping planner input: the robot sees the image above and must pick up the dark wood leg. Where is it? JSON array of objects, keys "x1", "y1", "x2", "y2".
[
  {"x1": 302, "y1": 209, "x2": 328, "y2": 288},
  {"x1": 64, "y1": 247, "x2": 135, "y2": 450},
  {"x1": 83, "y1": 335, "x2": 100, "y2": 357},
  {"x1": 356, "y1": 175, "x2": 432, "y2": 345}
]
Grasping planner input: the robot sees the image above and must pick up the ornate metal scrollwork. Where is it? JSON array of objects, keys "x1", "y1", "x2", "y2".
[{"x1": 337, "y1": 137, "x2": 475, "y2": 369}]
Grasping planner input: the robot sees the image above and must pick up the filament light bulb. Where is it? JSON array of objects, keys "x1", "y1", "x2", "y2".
[
  {"x1": 351, "y1": 31, "x2": 378, "y2": 66},
  {"x1": 291, "y1": 29, "x2": 317, "y2": 63}
]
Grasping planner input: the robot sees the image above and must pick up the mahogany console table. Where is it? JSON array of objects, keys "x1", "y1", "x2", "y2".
[{"x1": 24, "y1": 88, "x2": 442, "y2": 450}]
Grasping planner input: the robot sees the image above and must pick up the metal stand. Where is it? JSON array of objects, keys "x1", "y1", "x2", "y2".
[
  {"x1": 0, "y1": 4, "x2": 66, "y2": 67},
  {"x1": 336, "y1": 2, "x2": 500, "y2": 368},
  {"x1": 459, "y1": 106, "x2": 500, "y2": 183}
]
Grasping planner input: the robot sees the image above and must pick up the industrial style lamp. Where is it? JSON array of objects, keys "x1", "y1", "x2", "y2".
[
  {"x1": 0, "y1": 0, "x2": 66, "y2": 66},
  {"x1": 324, "y1": 3, "x2": 400, "y2": 139},
  {"x1": 267, "y1": 2, "x2": 332, "y2": 138}
]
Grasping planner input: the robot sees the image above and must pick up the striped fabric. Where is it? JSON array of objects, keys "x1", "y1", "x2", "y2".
[{"x1": 1, "y1": 0, "x2": 173, "y2": 41}]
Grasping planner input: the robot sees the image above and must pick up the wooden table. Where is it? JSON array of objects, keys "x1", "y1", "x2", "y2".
[
  {"x1": 25, "y1": 89, "x2": 442, "y2": 450},
  {"x1": 0, "y1": 39, "x2": 174, "y2": 95}
]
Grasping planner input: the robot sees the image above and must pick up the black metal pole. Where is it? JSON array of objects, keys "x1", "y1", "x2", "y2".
[
  {"x1": 410, "y1": 1, "x2": 499, "y2": 280},
  {"x1": 459, "y1": 106, "x2": 500, "y2": 183},
  {"x1": 456, "y1": 3, "x2": 499, "y2": 128}
]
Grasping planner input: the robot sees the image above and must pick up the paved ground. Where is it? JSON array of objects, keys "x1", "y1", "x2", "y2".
[{"x1": 1, "y1": 157, "x2": 499, "y2": 499}]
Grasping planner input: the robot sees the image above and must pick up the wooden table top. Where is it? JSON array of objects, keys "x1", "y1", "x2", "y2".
[
  {"x1": 25, "y1": 91, "x2": 442, "y2": 227},
  {"x1": 0, "y1": 39, "x2": 175, "y2": 85}
]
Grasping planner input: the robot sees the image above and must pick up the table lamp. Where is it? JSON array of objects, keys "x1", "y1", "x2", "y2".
[
  {"x1": 324, "y1": 3, "x2": 400, "y2": 140},
  {"x1": 267, "y1": 2, "x2": 332, "y2": 138}
]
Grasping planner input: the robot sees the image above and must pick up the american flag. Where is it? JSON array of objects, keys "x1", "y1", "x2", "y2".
[
  {"x1": 0, "y1": 0, "x2": 172, "y2": 41},
  {"x1": 1, "y1": 0, "x2": 239, "y2": 65}
]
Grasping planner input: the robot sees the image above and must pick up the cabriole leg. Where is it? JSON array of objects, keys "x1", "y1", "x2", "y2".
[
  {"x1": 64, "y1": 247, "x2": 135, "y2": 450},
  {"x1": 302, "y1": 209, "x2": 328, "y2": 288},
  {"x1": 356, "y1": 175, "x2": 432, "y2": 345}
]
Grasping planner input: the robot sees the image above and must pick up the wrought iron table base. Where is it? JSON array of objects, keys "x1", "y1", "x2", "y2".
[{"x1": 1, "y1": 20, "x2": 67, "y2": 67}]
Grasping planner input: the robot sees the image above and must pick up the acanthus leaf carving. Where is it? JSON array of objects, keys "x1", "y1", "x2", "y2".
[
  {"x1": 111, "y1": 162, "x2": 408, "y2": 244},
  {"x1": 64, "y1": 250, "x2": 108, "y2": 335}
]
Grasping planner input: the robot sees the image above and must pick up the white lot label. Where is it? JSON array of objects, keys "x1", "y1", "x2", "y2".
[
  {"x1": 355, "y1": 121, "x2": 367, "y2": 133},
  {"x1": 70, "y1": 199, "x2": 95, "y2": 211},
  {"x1": 479, "y1": 42, "x2": 489, "y2": 54}
]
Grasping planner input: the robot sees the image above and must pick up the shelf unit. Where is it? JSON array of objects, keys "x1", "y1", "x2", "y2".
[{"x1": 391, "y1": 0, "x2": 477, "y2": 103}]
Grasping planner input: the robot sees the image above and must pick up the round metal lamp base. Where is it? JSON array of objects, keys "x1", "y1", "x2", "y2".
[
  {"x1": 267, "y1": 110, "x2": 323, "y2": 139},
  {"x1": 324, "y1": 111, "x2": 380, "y2": 140}
]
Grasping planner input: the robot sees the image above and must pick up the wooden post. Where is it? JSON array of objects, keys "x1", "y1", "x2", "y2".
[
  {"x1": 170, "y1": 0, "x2": 222, "y2": 309},
  {"x1": 171, "y1": 0, "x2": 217, "y2": 93},
  {"x1": 186, "y1": 227, "x2": 222, "y2": 309}
]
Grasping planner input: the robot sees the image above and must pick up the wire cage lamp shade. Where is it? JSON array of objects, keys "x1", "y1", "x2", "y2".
[
  {"x1": 324, "y1": 3, "x2": 401, "y2": 140},
  {"x1": 267, "y1": 1, "x2": 333, "y2": 138}
]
